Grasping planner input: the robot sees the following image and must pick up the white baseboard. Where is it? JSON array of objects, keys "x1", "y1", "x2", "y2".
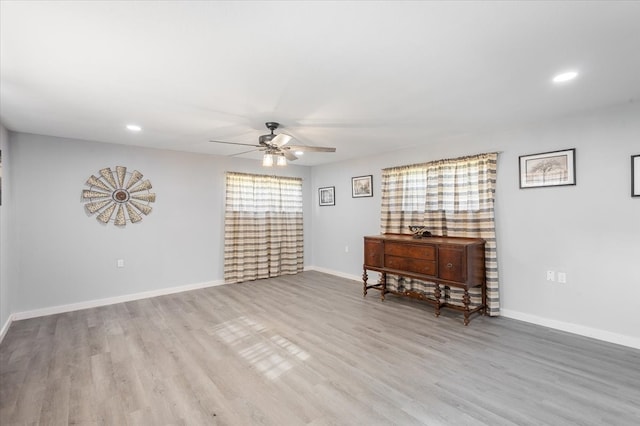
[
  {"x1": 304, "y1": 265, "x2": 362, "y2": 282},
  {"x1": 0, "y1": 314, "x2": 14, "y2": 344},
  {"x1": 501, "y1": 309, "x2": 640, "y2": 350},
  {"x1": 11, "y1": 279, "x2": 226, "y2": 322}
]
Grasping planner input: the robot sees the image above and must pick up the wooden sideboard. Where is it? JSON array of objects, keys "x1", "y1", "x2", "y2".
[{"x1": 363, "y1": 234, "x2": 486, "y2": 325}]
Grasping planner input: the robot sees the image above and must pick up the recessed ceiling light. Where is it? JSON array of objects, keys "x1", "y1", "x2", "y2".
[
  {"x1": 552, "y1": 71, "x2": 578, "y2": 83},
  {"x1": 126, "y1": 124, "x2": 142, "y2": 132}
]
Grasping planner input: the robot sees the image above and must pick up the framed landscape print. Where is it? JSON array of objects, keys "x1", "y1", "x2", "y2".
[
  {"x1": 319, "y1": 186, "x2": 335, "y2": 206},
  {"x1": 519, "y1": 149, "x2": 576, "y2": 189},
  {"x1": 632, "y1": 155, "x2": 640, "y2": 197},
  {"x1": 352, "y1": 175, "x2": 373, "y2": 198}
]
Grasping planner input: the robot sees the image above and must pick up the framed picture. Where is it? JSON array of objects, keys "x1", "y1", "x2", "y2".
[
  {"x1": 519, "y1": 149, "x2": 576, "y2": 189},
  {"x1": 352, "y1": 175, "x2": 373, "y2": 198},
  {"x1": 318, "y1": 186, "x2": 335, "y2": 206},
  {"x1": 632, "y1": 155, "x2": 640, "y2": 197}
]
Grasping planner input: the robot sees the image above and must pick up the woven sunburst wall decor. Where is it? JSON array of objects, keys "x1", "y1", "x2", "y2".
[{"x1": 82, "y1": 166, "x2": 156, "y2": 226}]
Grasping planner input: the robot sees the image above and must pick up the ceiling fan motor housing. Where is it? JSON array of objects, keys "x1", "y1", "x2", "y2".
[
  {"x1": 260, "y1": 122, "x2": 280, "y2": 145},
  {"x1": 259, "y1": 134, "x2": 276, "y2": 145}
]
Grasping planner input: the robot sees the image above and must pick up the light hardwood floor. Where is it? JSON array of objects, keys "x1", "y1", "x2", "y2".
[{"x1": 1, "y1": 271, "x2": 639, "y2": 425}]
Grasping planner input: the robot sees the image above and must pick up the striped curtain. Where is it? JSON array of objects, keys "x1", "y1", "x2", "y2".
[
  {"x1": 224, "y1": 172, "x2": 304, "y2": 283},
  {"x1": 380, "y1": 153, "x2": 500, "y2": 316}
]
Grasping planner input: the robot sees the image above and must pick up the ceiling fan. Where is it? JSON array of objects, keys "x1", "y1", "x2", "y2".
[{"x1": 209, "y1": 122, "x2": 336, "y2": 166}]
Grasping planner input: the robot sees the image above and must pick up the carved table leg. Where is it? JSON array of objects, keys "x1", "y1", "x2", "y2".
[
  {"x1": 362, "y1": 268, "x2": 368, "y2": 297},
  {"x1": 463, "y1": 289, "x2": 471, "y2": 326},
  {"x1": 434, "y1": 284, "x2": 441, "y2": 317},
  {"x1": 482, "y1": 280, "x2": 488, "y2": 316},
  {"x1": 380, "y1": 272, "x2": 387, "y2": 301}
]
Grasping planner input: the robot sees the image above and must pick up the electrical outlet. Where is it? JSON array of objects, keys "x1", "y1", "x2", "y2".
[
  {"x1": 345, "y1": 245, "x2": 349, "y2": 253},
  {"x1": 546, "y1": 270, "x2": 555, "y2": 281},
  {"x1": 557, "y1": 272, "x2": 566, "y2": 283},
  {"x1": 117, "y1": 259, "x2": 124, "y2": 268}
]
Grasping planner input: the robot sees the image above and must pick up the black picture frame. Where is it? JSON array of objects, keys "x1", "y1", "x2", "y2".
[
  {"x1": 318, "y1": 186, "x2": 335, "y2": 206},
  {"x1": 351, "y1": 175, "x2": 373, "y2": 198},
  {"x1": 519, "y1": 148, "x2": 576, "y2": 189},
  {"x1": 632, "y1": 155, "x2": 640, "y2": 197}
]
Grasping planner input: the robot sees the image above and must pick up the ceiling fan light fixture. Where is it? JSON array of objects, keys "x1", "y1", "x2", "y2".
[
  {"x1": 552, "y1": 70, "x2": 578, "y2": 83},
  {"x1": 295, "y1": 151, "x2": 304, "y2": 156},
  {"x1": 262, "y1": 153, "x2": 274, "y2": 167},
  {"x1": 276, "y1": 154, "x2": 287, "y2": 166}
]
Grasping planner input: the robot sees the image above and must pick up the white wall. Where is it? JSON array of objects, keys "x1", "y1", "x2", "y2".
[
  {"x1": 6, "y1": 133, "x2": 311, "y2": 316},
  {"x1": 310, "y1": 102, "x2": 640, "y2": 347}
]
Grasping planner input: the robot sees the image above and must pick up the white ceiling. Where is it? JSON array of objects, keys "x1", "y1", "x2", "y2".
[{"x1": 1, "y1": 1, "x2": 639, "y2": 166}]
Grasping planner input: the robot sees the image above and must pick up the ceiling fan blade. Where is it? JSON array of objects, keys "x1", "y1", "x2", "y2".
[
  {"x1": 286, "y1": 145, "x2": 336, "y2": 152},
  {"x1": 228, "y1": 148, "x2": 263, "y2": 157},
  {"x1": 283, "y1": 150, "x2": 298, "y2": 161},
  {"x1": 209, "y1": 140, "x2": 261, "y2": 147},
  {"x1": 272, "y1": 133, "x2": 293, "y2": 147}
]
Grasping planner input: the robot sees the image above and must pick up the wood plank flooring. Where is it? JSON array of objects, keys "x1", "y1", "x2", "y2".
[{"x1": 1, "y1": 271, "x2": 639, "y2": 425}]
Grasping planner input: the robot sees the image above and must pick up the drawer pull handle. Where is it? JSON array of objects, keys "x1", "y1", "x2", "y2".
[{"x1": 446, "y1": 263, "x2": 453, "y2": 269}]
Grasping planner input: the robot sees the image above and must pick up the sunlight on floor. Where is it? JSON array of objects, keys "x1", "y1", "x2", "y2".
[
  {"x1": 213, "y1": 316, "x2": 310, "y2": 380},
  {"x1": 271, "y1": 335, "x2": 310, "y2": 361},
  {"x1": 239, "y1": 342, "x2": 292, "y2": 379},
  {"x1": 213, "y1": 316, "x2": 267, "y2": 344}
]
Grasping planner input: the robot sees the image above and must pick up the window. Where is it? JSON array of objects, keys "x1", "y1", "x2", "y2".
[
  {"x1": 224, "y1": 172, "x2": 304, "y2": 283},
  {"x1": 392, "y1": 161, "x2": 480, "y2": 213}
]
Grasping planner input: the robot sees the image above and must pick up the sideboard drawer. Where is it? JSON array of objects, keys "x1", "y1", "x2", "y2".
[
  {"x1": 438, "y1": 246, "x2": 466, "y2": 282},
  {"x1": 385, "y1": 255, "x2": 437, "y2": 276},
  {"x1": 385, "y1": 242, "x2": 436, "y2": 260},
  {"x1": 364, "y1": 239, "x2": 383, "y2": 267}
]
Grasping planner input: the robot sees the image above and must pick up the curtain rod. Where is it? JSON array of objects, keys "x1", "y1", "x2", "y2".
[{"x1": 382, "y1": 151, "x2": 501, "y2": 172}]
